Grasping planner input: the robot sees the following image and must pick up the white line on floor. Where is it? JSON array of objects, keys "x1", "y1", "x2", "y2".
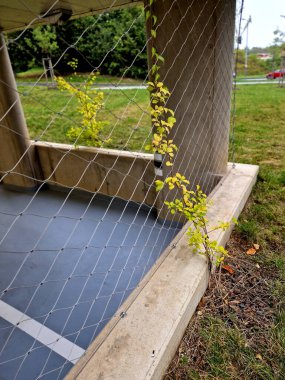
[{"x1": 0, "y1": 300, "x2": 85, "y2": 364}]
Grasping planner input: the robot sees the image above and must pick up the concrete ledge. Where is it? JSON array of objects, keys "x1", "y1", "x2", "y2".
[
  {"x1": 66, "y1": 163, "x2": 259, "y2": 380},
  {"x1": 34, "y1": 141, "x2": 156, "y2": 206}
]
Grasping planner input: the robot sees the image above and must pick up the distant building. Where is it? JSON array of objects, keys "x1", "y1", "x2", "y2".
[{"x1": 256, "y1": 53, "x2": 273, "y2": 60}]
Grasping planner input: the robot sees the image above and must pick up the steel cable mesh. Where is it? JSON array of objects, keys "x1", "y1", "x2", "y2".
[
  {"x1": 230, "y1": 0, "x2": 245, "y2": 166},
  {"x1": 0, "y1": 0, "x2": 236, "y2": 378}
]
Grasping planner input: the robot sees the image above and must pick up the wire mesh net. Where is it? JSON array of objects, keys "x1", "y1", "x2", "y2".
[{"x1": 0, "y1": 0, "x2": 236, "y2": 378}]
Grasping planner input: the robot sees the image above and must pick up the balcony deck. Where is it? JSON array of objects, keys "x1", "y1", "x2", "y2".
[{"x1": 0, "y1": 185, "x2": 180, "y2": 379}]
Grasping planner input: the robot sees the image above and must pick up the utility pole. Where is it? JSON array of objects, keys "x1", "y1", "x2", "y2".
[
  {"x1": 280, "y1": 16, "x2": 285, "y2": 87},
  {"x1": 243, "y1": 16, "x2": 252, "y2": 77}
]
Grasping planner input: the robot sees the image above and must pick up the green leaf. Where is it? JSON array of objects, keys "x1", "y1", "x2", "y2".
[
  {"x1": 151, "y1": 29, "x2": 157, "y2": 38},
  {"x1": 155, "y1": 180, "x2": 164, "y2": 191},
  {"x1": 167, "y1": 116, "x2": 176, "y2": 125},
  {"x1": 145, "y1": 10, "x2": 151, "y2": 21},
  {"x1": 152, "y1": 65, "x2": 157, "y2": 75}
]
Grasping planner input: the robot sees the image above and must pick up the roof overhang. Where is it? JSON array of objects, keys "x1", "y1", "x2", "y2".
[{"x1": 0, "y1": 0, "x2": 141, "y2": 33}]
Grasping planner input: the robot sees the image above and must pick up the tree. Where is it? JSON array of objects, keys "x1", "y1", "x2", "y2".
[
  {"x1": 274, "y1": 28, "x2": 285, "y2": 44},
  {"x1": 56, "y1": 6, "x2": 147, "y2": 78},
  {"x1": 31, "y1": 25, "x2": 58, "y2": 57},
  {"x1": 8, "y1": 6, "x2": 148, "y2": 79}
]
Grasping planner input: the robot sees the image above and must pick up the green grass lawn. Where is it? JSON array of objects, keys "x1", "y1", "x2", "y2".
[
  {"x1": 16, "y1": 67, "x2": 44, "y2": 78},
  {"x1": 16, "y1": 67, "x2": 143, "y2": 85},
  {"x1": 236, "y1": 74, "x2": 267, "y2": 80},
  {"x1": 19, "y1": 86, "x2": 151, "y2": 151}
]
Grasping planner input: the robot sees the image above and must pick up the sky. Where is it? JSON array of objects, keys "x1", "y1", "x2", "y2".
[{"x1": 240, "y1": 0, "x2": 285, "y2": 48}]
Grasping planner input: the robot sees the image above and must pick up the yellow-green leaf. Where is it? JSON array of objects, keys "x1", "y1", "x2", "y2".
[{"x1": 151, "y1": 29, "x2": 157, "y2": 38}]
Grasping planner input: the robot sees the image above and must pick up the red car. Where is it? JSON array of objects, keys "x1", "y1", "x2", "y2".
[{"x1": 266, "y1": 69, "x2": 285, "y2": 79}]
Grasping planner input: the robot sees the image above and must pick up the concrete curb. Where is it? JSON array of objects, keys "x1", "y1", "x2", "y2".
[{"x1": 66, "y1": 163, "x2": 259, "y2": 380}]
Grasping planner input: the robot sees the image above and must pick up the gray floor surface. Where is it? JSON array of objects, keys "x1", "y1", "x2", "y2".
[{"x1": 0, "y1": 185, "x2": 180, "y2": 380}]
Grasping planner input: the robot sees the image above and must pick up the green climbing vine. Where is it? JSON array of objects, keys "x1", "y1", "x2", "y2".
[
  {"x1": 145, "y1": 0, "x2": 235, "y2": 269},
  {"x1": 55, "y1": 60, "x2": 108, "y2": 147},
  {"x1": 145, "y1": 80, "x2": 177, "y2": 166}
]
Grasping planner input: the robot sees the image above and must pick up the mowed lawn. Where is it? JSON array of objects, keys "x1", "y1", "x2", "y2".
[
  {"x1": 231, "y1": 84, "x2": 284, "y2": 263},
  {"x1": 230, "y1": 84, "x2": 284, "y2": 249},
  {"x1": 19, "y1": 85, "x2": 151, "y2": 151}
]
